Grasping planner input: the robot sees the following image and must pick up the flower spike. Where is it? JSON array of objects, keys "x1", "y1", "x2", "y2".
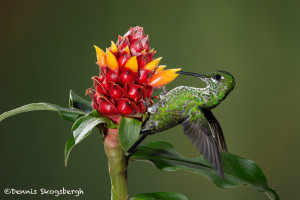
[
  {"x1": 149, "y1": 68, "x2": 181, "y2": 87},
  {"x1": 94, "y1": 45, "x2": 106, "y2": 67},
  {"x1": 89, "y1": 27, "x2": 180, "y2": 116}
]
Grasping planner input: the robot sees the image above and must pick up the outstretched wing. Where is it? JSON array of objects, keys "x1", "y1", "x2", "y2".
[
  {"x1": 202, "y1": 109, "x2": 228, "y2": 152},
  {"x1": 181, "y1": 107, "x2": 225, "y2": 179}
]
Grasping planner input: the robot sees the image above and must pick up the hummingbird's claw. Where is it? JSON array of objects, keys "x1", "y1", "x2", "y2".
[
  {"x1": 143, "y1": 98, "x2": 151, "y2": 107},
  {"x1": 159, "y1": 86, "x2": 168, "y2": 99}
]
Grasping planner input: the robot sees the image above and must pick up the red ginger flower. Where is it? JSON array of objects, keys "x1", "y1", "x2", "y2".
[{"x1": 86, "y1": 26, "x2": 180, "y2": 116}]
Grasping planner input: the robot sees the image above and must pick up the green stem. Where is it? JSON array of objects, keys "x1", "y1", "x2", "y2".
[{"x1": 104, "y1": 128, "x2": 128, "y2": 200}]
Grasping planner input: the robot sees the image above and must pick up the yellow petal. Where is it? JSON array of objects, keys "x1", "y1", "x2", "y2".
[
  {"x1": 106, "y1": 50, "x2": 119, "y2": 70},
  {"x1": 149, "y1": 68, "x2": 181, "y2": 87},
  {"x1": 94, "y1": 45, "x2": 106, "y2": 67},
  {"x1": 141, "y1": 49, "x2": 147, "y2": 53},
  {"x1": 124, "y1": 46, "x2": 130, "y2": 54},
  {"x1": 144, "y1": 57, "x2": 162, "y2": 70},
  {"x1": 149, "y1": 48, "x2": 154, "y2": 53},
  {"x1": 110, "y1": 41, "x2": 118, "y2": 53},
  {"x1": 124, "y1": 56, "x2": 138, "y2": 72},
  {"x1": 155, "y1": 65, "x2": 166, "y2": 74}
]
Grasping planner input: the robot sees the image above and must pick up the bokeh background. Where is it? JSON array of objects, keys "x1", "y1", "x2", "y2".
[{"x1": 1, "y1": 0, "x2": 299, "y2": 199}]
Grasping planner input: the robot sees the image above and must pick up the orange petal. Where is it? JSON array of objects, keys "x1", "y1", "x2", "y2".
[
  {"x1": 124, "y1": 56, "x2": 138, "y2": 72},
  {"x1": 149, "y1": 68, "x2": 181, "y2": 87},
  {"x1": 144, "y1": 57, "x2": 162, "y2": 70},
  {"x1": 110, "y1": 41, "x2": 118, "y2": 53},
  {"x1": 94, "y1": 45, "x2": 106, "y2": 67},
  {"x1": 106, "y1": 50, "x2": 119, "y2": 70},
  {"x1": 155, "y1": 65, "x2": 166, "y2": 74}
]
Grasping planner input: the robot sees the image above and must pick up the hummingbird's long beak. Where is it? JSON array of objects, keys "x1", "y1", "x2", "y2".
[{"x1": 176, "y1": 71, "x2": 206, "y2": 81}]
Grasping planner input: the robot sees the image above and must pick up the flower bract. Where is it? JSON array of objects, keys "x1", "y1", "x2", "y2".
[{"x1": 87, "y1": 26, "x2": 180, "y2": 116}]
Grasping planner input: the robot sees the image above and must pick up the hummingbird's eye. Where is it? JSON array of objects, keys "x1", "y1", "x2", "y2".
[{"x1": 215, "y1": 74, "x2": 222, "y2": 81}]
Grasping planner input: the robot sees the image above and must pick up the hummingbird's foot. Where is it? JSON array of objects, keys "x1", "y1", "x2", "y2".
[
  {"x1": 144, "y1": 98, "x2": 158, "y2": 113},
  {"x1": 147, "y1": 100, "x2": 161, "y2": 114},
  {"x1": 159, "y1": 86, "x2": 168, "y2": 99},
  {"x1": 143, "y1": 98, "x2": 151, "y2": 107}
]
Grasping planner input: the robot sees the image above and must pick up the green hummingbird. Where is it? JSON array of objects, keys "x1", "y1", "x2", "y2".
[{"x1": 128, "y1": 70, "x2": 235, "y2": 179}]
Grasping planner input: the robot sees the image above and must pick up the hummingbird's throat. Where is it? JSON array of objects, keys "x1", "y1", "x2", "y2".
[{"x1": 200, "y1": 84, "x2": 227, "y2": 108}]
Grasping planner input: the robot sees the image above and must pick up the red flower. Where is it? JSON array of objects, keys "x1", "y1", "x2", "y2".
[{"x1": 86, "y1": 26, "x2": 180, "y2": 116}]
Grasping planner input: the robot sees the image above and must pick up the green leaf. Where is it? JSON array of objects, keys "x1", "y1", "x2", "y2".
[
  {"x1": 118, "y1": 116, "x2": 142, "y2": 152},
  {"x1": 64, "y1": 136, "x2": 75, "y2": 166},
  {"x1": 0, "y1": 103, "x2": 86, "y2": 123},
  {"x1": 72, "y1": 110, "x2": 115, "y2": 143},
  {"x1": 130, "y1": 192, "x2": 188, "y2": 200},
  {"x1": 69, "y1": 90, "x2": 93, "y2": 113},
  {"x1": 65, "y1": 110, "x2": 116, "y2": 166},
  {"x1": 129, "y1": 141, "x2": 280, "y2": 200}
]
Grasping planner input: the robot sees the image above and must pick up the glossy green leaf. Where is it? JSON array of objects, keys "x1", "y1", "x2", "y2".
[
  {"x1": 72, "y1": 110, "x2": 115, "y2": 143},
  {"x1": 129, "y1": 141, "x2": 280, "y2": 200},
  {"x1": 130, "y1": 192, "x2": 188, "y2": 200},
  {"x1": 65, "y1": 110, "x2": 116, "y2": 166},
  {"x1": 64, "y1": 136, "x2": 76, "y2": 166},
  {"x1": 118, "y1": 116, "x2": 142, "y2": 152},
  {"x1": 69, "y1": 90, "x2": 93, "y2": 113},
  {"x1": 0, "y1": 103, "x2": 86, "y2": 123}
]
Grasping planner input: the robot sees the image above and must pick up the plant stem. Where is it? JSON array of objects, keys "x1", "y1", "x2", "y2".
[{"x1": 104, "y1": 128, "x2": 128, "y2": 200}]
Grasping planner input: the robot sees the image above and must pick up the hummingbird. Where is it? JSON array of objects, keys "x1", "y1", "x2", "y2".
[{"x1": 128, "y1": 70, "x2": 235, "y2": 179}]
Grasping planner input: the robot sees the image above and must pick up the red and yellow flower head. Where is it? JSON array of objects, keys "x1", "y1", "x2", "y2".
[{"x1": 86, "y1": 26, "x2": 180, "y2": 116}]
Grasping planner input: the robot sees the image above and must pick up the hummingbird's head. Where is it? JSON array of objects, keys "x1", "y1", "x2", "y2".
[
  {"x1": 201, "y1": 70, "x2": 235, "y2": 95},
  {"x1": 177, "y1": 70, "x2": 235, "y2": 104}
]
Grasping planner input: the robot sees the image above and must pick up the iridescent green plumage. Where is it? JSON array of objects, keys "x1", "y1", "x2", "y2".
[
  {"x1": 145, "y1": 71, "x2": 235, "y2": 132},
  {"x1": 128, "y1": 70, "x2": 235, "y2": 179}
]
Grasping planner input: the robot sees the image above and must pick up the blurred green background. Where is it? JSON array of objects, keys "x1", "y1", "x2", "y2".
[{"x1": 1, "y1": 0, "x2": 299, "y2": 199}]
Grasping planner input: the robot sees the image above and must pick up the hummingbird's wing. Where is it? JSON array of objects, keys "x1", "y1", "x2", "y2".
[
  {"x1": 181, "y1": 108, "x2": 224, "y2": 179},
  {"x1": 202, "y1": 109, "x2": 228, "y2": 152}
]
